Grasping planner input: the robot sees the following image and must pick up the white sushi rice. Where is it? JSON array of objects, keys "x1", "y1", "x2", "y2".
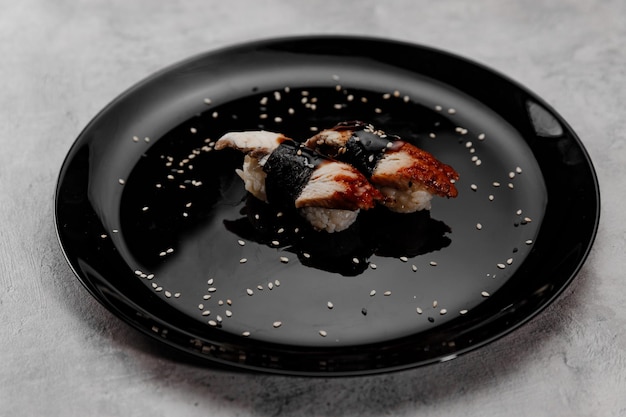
[
  {"x1": 299, "y1": 207, "x2": 359, "y2": 233},
  {"x1": 236, "y1": 155, "x2": 267, "y2": 202},
  {"x1": 377, "y1": 186, "x2": 433, "y2": 213}
]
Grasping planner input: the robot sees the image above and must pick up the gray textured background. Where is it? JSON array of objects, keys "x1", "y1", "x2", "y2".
[{"x1": 1, "y1": 1, "x2": 625, "y2": 416}]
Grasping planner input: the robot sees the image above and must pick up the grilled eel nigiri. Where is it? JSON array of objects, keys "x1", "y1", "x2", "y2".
[
  {"x1": 215, "y1": 130, "x2": 381, "y2": 232},
  {"x1": 305, "y1": 121, "x2": 459, "y2": 213}
]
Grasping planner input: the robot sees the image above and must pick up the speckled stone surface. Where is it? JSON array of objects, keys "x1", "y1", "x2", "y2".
[{"x1": 1, "y1": 1, "x2": 625, "y2": 415}]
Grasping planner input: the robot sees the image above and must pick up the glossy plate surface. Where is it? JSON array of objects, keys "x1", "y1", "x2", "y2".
[{"x1": 55, "y1": 36, "x2": 599, "y2": 376}]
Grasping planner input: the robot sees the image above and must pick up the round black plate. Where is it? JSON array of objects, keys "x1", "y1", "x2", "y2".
[{"x1": 55, "y1": 36, "x2": 599, "y2": 376}]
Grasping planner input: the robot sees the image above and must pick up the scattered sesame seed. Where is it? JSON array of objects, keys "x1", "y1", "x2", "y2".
[
  {"x1": 475, "y1": 159, "x2": 482, "y2": 166},
  {"x1": 225, "y1": 310, "x2": 232, "y2": 317},
  {"x1": 274, "y1": 279, "x2": 280, "y2": 286},
  {"x1": 429, "y1": 133, "x2": 436, "y2": 139},
  {"x1": 242, "y1": 331, "x2": 251, "y2": 337},
  {"x1": 440, "y1": 309, "x2": 447, "y2": 315},
  {"x1": 319, "y1": 330, "x2": 328, "y2": 337},
  {"x1": 132, "y1": 136, "x2": 139, "y2": 142},
  {"x1": 460, "y1": 309, "x2": 468, "y2": 315},
  {"x1": 208, "y1": 320, "x2": 217, "y2": 327},
  {"x1": 399, "y1": 256, "x2": 408, "y2": 262},
  {"x1": 416, "y1": 307, "x2": 423, "y2": 314},
  {"x1": 279, "y1": 256, "x2": 289, "y2": 263},
  {"x1": 435, "y1": 105, "x2": 443, "y2": 111},
  {"x1": 237, "y1": 239, "x2": 245, "y2": 246},
  {"x1": 508, "y1": 183, "x2": 515, "y2": 189},
  {"x1": 165, "y1": 291, "x2": 172, "y2": 298},
  {"x1": 476, "y1": 223, "x2": 483, "y2": 230},
  {"x1": 430, "y1": 261, "x2": 438, "y2": 266},
  {"x1": 506, "y1": 258, "x2": 513, "y2": 265},
  {"x1": 370, "y1": 290, "x2": 376, "y2": 296},
  {"x1": 327, "y1": 301, "x2": 334, "y2": 309},
  {"x1": 448, "y1": 108, "x2": 456, "y2": 114},
  {"x1": 525, "y1": 239, "x2": 533, "y2": 245},
  {"x1": 478, "y1": 133, "x2": 486, "y2": 140},
  {"x1": 433, "y1": 300, "x2": 438, "y2": 308},
  {"x1": 493, "y1": 182, "x2": 501, "y2": 187},
  {"x1": 352, "y1": 257, "x2": 360, "y2": 264},
  {"x1": 198, "y1": 304, "x2": 204, "y2": 310},
  {"x1": 488, "y1": 194, "x2": 495, "y2": 201},
  {"x1": 470, "y1": 184, "x2": 478, "y2": 191},
  {"x1": 516, "y1": 166, "x2": 523, "y2": 174},
  {"x1": 203, "y1": 98, "x2": 212, "y2": 104},
  {"x1": 118, "y1": 179, "x2": 125, "y2": 185},
  {"x1": 369, "y1": 263, "x2": 377, "y2": 270},
  {"x1": 246, "y1": 288, "x2": 253, "y2": 296},
  {"x1": 239, "y1": 258, "x2": 247, "y2": 264},
  {"x1": 202, "y1": 310, "x2": 210, "y2": 316},
  {"x1": 412, "y1": 264, "x2": 417, "y2": 272},
  {"x1": 497, "y1": 263, "x2": 506, "y2": 269},
  {"x1": 481, "y1": 291, "x2": 490, "y2": 297},
  {"x1": 384, "y1": 291, "x2": 392, "y2": 296},
  {"x1": 273, "y1": 321, "x2": 282, "y2": 328}
]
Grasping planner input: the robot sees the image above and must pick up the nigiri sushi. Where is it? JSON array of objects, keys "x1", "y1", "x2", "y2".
[
  {"x1": 215, "y1": 131, "x2": 381, "y2": 232},
  {"x1": 305, "y1": 121, "x2": 459, "y2": 213}
]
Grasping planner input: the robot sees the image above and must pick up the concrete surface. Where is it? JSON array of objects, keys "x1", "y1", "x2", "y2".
[{"x1": 1, "y1": 0, "x2": 625, "y2": 416}]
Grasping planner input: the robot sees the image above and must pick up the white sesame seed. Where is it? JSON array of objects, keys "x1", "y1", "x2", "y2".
[
  {"x1": 384, "y1": 291, "x2": 392, "y2": 296},
  {"x1": 246, "y1": 288, "x2": 253, "y2": 296},
  {"x1": 481, "y1": 291, "x2": 490, "y2": 297},
  {"x1": 208, "y1": 320, "x2": 217, "y2": 327},
  {"x1": 370, "y1": 263, "x2": 377, "y2": 270},
  {"x1": 430, "y1": 261, "x2": 438, "y2": 266},
  {"x1": 165, "y1": 291, "x2": 172, "y2": 298},
  {"x1": 202, "y1": 310, "x2": 210, "y2": 316},
  {"x1": 448, "y1": 108, "x2": 456, "y2": 114},
  {"x1": 460, "y1": 309, "x2": 468, "y2": 315},
  {"x1": 525, "y1": 239, "x2": 533, "y2": 245},
  {"x1": 416, "y1": 307, "x2": 423, "y2": 314},
  {"x1": 440, "y1": 309, "x2": 447, "y2": 315},
  {"x1": 274, "y1": 279, "x2": 280, "y2": 286},
  {"x1": 370, "y1": 290, "x2": 376, "y2": 296},
  {"x1": 435, "y1": 105, "x2": 443, "y2": 111},
  {"x1": 429, "y1": 133, "x2": 436, "y2": 139},
  {"x1": 118, "y1": 179, "x2": 125, "y2": 185},
  {"x1": 412, "y1": 264, "x2": 417, "y2": 272},
  {"x1": 476, "y1": 223, "x2": 483, "y2": 230},
  {"x1": 506, "y1": 258, "x2": 513, "y2": 265},
  {"x1": 203, "y1": 295, "x2": 210, "y2": 300},
  {"x1": 524, "y1": 217, "x2": 532, "y2": 222},
  {"x1": 198, "y1": 304, "x2": 204, "y2": 310},
  {"x1": 242, "y1": 331, "x2": 251, "y2": 337},
  {"x1": 273, "y1": 321, "x2": 282, "y2": 328},
  {"x1": 488, "y1": 195, "x2": 495, "y2": 201},
  {"x1": 268, "y1": 282, "x2": 274, "y2": 290},
  {"x1": 475, "y1": 159, "x2": 482, "y2": 166},
  {"x1": 237, "y1": 239, "x2": 245, "y2": 246},
  {"x1": 319, "y1": 330, "x2": 328, "y2": 337},
  {"x1": 478, "y1": 133, "x2": 486, "y2": 140},
  {"x1": 433, "y1": 300, "x2": 438, "y2": 308},
  {"x1": 203, "y1": 98, "x2": 212, "y2": 104},
  {"x1": 352, "y1": 257, "x2": 359, "y2": 264},
  {"x1": 399, "y1": 256, "x2": 408, "y2": 262},
  {"x1": 225, "y1": 310, "x2": 232, "y2": 317},
  {"x1": 132, "y1": 136, "x2": 139, "y2": 142},
  {"x1": 470, "y1": 184, "x2": 478, "y2": 191},
  {"x1": 516, "y1": 166, "x2": 523, "y2": 174},
  {"x1": 257, "y1": 285, "x2": 263, "y2": 290},
  {"x1": 508, "y1": 183, "x2": 514, "y2": 189},
  {"x1": 516, "y1": 209, "x2": 523, "y2": 215},
  {"x1": 497, "y1": 263, "x2": 506, "y2": 269},
  {"x1": 174, "y1": 293, "x2": 181, "y2": 298},
  {"x1": 327, "y1": 301, "x2": 334, "y2": 309},
  {"x1": 279, "y1": 256, "x2": 289, "y2": 263},
  {"x1": 239, "y1": 258, "x2": 247, "y2": 264},
  {"x1": 493, "y1": 182, "x2": 501, "y2": 187}
]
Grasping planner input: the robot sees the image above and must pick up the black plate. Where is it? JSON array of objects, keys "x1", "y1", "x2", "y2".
[{"x1": 55, "y1": 36, "x2": 599, "y2": 376}]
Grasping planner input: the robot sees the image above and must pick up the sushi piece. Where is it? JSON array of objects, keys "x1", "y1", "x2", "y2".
[
  {"x1": 305, "y1": 121, "x2": 459, "y2": 213},
  {"x1": 215, "y1": 131, "x2": 381, "y2": 232}
]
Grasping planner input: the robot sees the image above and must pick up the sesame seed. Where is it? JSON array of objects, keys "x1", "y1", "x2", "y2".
[
  {"x1": 239, "y1": 258, "x2": 247, "y2": 263},
  {"x1": 433, "y1": 300, "x2": 438, "y2": 308},
  {"x1": 430, "y1": 261, "x2": 438, "y2": 266},
  {"x1": 412, "y1": 264, "x2": 417, "y2": 272},
  {"x1": 399, "y1": 256, "x2": 408, "y2": 262},
  {"x1": 352, "y1": 257, "x2": 359, "y2": 264},
  {"x1": 370, "y1": 290, "x2": 376, "y2": 296},
  {"x1": 118, "y1": 179, "x2": 125, "y2": 185},
  {"x1": 279, "y1": 256, "x2": 289, "y2": 263},
  {"x1": 208, "y1": 320, "x2": 217, "y2": 327},
  {"x1": 435, "y1": 105, "x2": 443, "y2": 111},
  {"x1": 440, "y1": 309, "x2": 447, "y2": 315},
  {"x1": 497, "y1": 263, "x2": 506, "y2": 269},
  {"x1": 370, "y1": 263, "x2": 377, "y2": 270},
  {"x1": 274, "y1": 117, "x2": 283, "y2": 123},
  {"x1": 246, "y1": 288, "x2": 253, "y2": 296},
  {"x1": 470, "y1": 184, "x2": 478, "y2": 191},
  {"x1": 509, "y1": 171, "x2": 516, "y2": 179},
  {"x1": 384, "y1": 291, "x2": 392, "y2": 296},
  {"x1": 506, "y1": 258, "x2": 513, "y2": 265},
  {"x1": 508, "y1": 183, "x2": 514, "y2": 189},
  {"x1": 237, "y1": 239, "x2": 245, "y2": 246},
  {"x1": 198, "y1": 304, "x2": 204, "y2": 310},
  {"x1": 516, "y1": 209, "x2": 523, "y2": 215},
  {"x1": 416, "y1": 307, "x2": 423, "y2": 314},
  {"x1": 524, "y1": 217, "x2": 532, "y2": 222},
  {"x1": 475, "y1": 159, "x2": 482, "y2": 166},
  {"x1": 319, "y1": 330, "x2": 327, "y2": 337},
  {"x1": 207, "y1": 287, "x2": 216, "y2": 293},
  {"x1": 242, "y1": 331, "x2": 251, "y2": 337},
  {"x1": 460, "y1": 309, "x2": 468, "y2": 315},
  {"x1": 165, "y1": 291, "x2": 172, "y2": 298},
  {"x1": 327, "y1": 301, "x2": 334, "y2": 309},
  {"x1": 516, "y1": 166, "x2": 523, "y2": 174},
  {"x1": 257, "y1": 285, "x2": 263, "y2": 290},
  {"x1": 273, "y1": 321, "x2": 282, "y2": 328},
  {"x1": 493, "y1": 182, "x2": 501, "y2": 187},
  {"x1": 448, "y1": 108, "x2": 456, "y2": 114},
  {"x1": 488, "y1": 195, "x2": 495, "y2": 201},
  {"x1": 274, "y1": 279, "x2": 280, "y2": 286},
  {"x1": 202, "y1": 310, "x2": 210, "y2": 316},
  {"x1": 225, "y1": 310, "x2": 232, "y2": 317},
  {"x1": 478, "y1": 133, "x2": 486, "y2": 140},
  {"x1": 203, "y1": 98, "x2": 212, "y2": 104},
  {"x1": 481, "y1": 291, "x2": 490, "y2": 297},
  {"x1": 174, "y1": 293, "x2": 181, "y2": 298},
  {"x1": 429, "y1": 133, "x2": 436, "y2": 139},
  {"x1": 525, "y1": 239, "x2": 533, "y2": 245},
  {"x1": 132, "y1": 136, "x2": 139, "y2": 142},
  {"x1": 268, "y1": 282, "x2": 274, "y2": 290},
  {"x1": 202, "y1": 295, "x2": 210, "y2": 300}
]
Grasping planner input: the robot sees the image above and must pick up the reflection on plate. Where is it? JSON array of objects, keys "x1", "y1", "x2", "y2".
[{"x1": 55, "y1": 36, "x2": 599, "y2": 376}]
